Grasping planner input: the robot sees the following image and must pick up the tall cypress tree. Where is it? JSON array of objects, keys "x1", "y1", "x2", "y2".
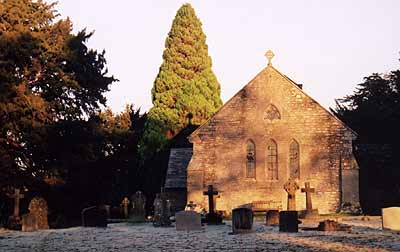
[{"x1": 140, "y1": 3, "x2": 222, "y2": 158}]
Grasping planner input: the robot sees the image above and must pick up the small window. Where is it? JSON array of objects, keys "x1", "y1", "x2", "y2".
[
  {"x1": 246, "y1": 140, "x2": 256, "y2": 178},
  {"x1": 267, "y1": 139, "x2": 278, "y2": 180},
  {"x1": 289, "y1": 139, "x2": 300, "y2": 179},
  {"x1": 264, "y1": 104, "x2": 281, "y2": 121}
]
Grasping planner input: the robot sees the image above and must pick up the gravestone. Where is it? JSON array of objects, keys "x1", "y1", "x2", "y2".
[
  {"x1": 266, "y1": 210, "x2": 280, "y2": 225},
  {"x1": 279, "y1": 211, "x2": 299, "y2": 232},
  {"x1": 382, "y1": 207, "x2": 400, "y2": 231},
  {"x1": 232, "y1": 207, "x2": 253, "y2": 234},
  {"x1": 7, "y1": 188, "x2": 24, "y2": 230},
  {"x1": 203, "y1": 185, "x2": 223, "y2": 225},
  {"x1": 21, "y1": 213, "x2": 38, "y2": 232},
  {"x1": 153, "y1": 191, "x2": 172, "y2": 227},
  {"x1": 283, "y1": 179, "x2": 299, "y2": 211},
  {"x1": 28, "y1": 197, "x2": 49, "y2": 229},
  {"x1": 300, "y1": 182, "x2": 319, "y2": 219},
  {"x1": 175, "y1": 210, "x2": 201, "y2": 231},
  {"x1": 81, "y1": 205, "x2": 108, "y2": 227},
  {"x1": 130, "y1": 191, "x2": 146, "y2": 222},
  {"x1": 121, "y1": 197, "x2": 130, "y2": 219}
]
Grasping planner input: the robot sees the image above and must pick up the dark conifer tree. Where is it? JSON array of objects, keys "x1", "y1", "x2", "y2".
[{"x1": 0, "y1": 0, "x2": 116, "y2": 190}]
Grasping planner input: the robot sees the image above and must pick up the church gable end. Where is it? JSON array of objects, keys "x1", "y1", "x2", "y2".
[{"x1": 187, "y1": 52, "x2": 359, "y2": 214}]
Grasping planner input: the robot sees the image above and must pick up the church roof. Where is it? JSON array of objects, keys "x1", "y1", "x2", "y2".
[
  {"x1": 189, "y1": 61, "x2": 357, "y2": 140},
  {"x1": 164, "y1": 148, "x2": 193, "y2": 189},
  {"x1": 169, "y1": 124, "x2": 199, "y2": 148}
]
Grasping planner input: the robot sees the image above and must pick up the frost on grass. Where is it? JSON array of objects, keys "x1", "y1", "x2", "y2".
[{"x1": 0, "y1": 217, "x2": 399, "y2": 252}]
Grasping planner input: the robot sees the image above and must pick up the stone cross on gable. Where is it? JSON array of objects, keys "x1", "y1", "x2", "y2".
[
  {"x1": 283, "y1": 178, "x2": 299, "y2": 211},
  {"x1": 8, "y1": 189, "x2": 24, "y2": 217},
  {"x1": 265, "y1": 50, "x2": 275, "y2": 66},
  {"x1": 301, "y1": 182, "x2": 315, "y2": 211},
  {"x1": 203, "y1": 185, "x2": 218, "y2": 214}
]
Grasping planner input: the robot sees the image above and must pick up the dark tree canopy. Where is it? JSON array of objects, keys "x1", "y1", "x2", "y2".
[
  {"x1": 0, "y1": 0, "x2": 116, "y2": 190},
  {"x1": 333, "y1": 69, "x2": 400, "y2": 143},
  {"x1": 333, "y1": 60, "x2": 400, "y2": 214},
  {"x1": 139, "y1": 3, "x2": 222, "y2": 159}
]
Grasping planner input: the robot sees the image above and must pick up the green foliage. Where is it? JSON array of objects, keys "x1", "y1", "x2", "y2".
[
  {"x1": 0, "y1": 0, "x2": 116, "y2": 190},
  {"x1": 140, "y1": 3, "x2": 222, "y2": 160}
]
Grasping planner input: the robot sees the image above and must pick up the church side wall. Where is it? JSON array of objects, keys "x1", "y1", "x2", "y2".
[{"x1": 187, "y1": 67, "x2": 358, "y2": 214}]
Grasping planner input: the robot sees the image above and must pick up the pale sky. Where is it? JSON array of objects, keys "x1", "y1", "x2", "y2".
[{"x1": 57, "y1": 0, "x2": 400, "y2": 112}]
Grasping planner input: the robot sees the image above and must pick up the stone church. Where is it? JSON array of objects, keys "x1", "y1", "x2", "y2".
[{"x1": 165, "y1": 51, "x2": 359, "y2": 214}]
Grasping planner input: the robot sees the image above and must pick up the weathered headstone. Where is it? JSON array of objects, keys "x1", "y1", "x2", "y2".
[
  {"x1": 21, "y1": 213, "x2": 38, "y2": 232},
  {"x1": 300, "y1": 182, "x2": 319, "y2": 219},
  {"x1": 28, "y1": 197, "x2": 49, "y2": 229},
  {"x1": 266, "y1": 210, "x2": 280, "y2": 225},
  {"x1": 153, "y1": 191, "x2": 172, "y2": 227},
  {"x1": 203, "y1": 185, "x2": 222, "y2": 225},
  {"x1": 283, "y1": 179, "x2": 299, "y2": 211},
  {"x1": 175, "y1": 210, "x2": 201, "y2": 231},
  {"x1": 81, "y1": 205, "x2": 108, "y2": 227},
  {"x1": 232, "y1": 207, "x2": 253, "y2": 234},
  {"x1": 121, "y1": 197, "x2": 130, "y2": 219},
  {"x1": 382, "y1": 207, "x2": 400, "y2": 231},
  {"x1": 7, "y1": 188, "x2": 25, "y2": 230},
  {"x1": 153, "y1": 193, "x2": 162, "y2": 225},
  {"x1": 130, "y1": 191, "x2": 146, "y2": 222},
  {"x1": 279, "y1": 211, "x2": 299, "y2": 232}
]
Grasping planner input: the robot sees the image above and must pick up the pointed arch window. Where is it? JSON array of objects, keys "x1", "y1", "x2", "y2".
[
  {"x1": 267, "y1": 139, "x2": 278, "y2": 180},
  {"x1": 246, "y1": 140, "x2": 256, "y2": 178},
  {"x1": 289, "y1": 139, "x2": 300, "y2": 179}
]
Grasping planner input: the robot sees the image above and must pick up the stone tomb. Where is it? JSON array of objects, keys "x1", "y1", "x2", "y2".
[
  {"x1": 175, "y1": 210, "x2": 201, "y2": 231},
  {"x1": 279, "y1": 211, "x2": 299, "y2": 232},
  {"x1": 266, "y1": 210, "x2": 280, "y2": 225},
  {"x1": 28, "y1": 197, "x2": 49, "y2": 229},
  {"x1": 317, "y1": 220, "x2": 351, "y2": 231},
  {"x1": 232, "y1": 207, "x2": 253, "y2": 234},
  {"x1": 21, "y1": 213, "x2": 38, "y2": 232},
  {"x1": 382, "y1": 207, "x2": 400, "y2": 231}
]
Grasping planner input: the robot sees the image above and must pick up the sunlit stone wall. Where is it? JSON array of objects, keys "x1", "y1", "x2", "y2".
[{"x1": 187, "y1": 66, "x2": 359, "y2": 214}]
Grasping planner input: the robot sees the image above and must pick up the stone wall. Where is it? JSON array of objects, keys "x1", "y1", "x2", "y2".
[{"x1": 187, "y1": 65, "x2": 359, "y2": 214}]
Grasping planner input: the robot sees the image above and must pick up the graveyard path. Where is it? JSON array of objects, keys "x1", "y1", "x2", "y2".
[{"x1": 0, "y1": 217, "x2": 399, "y2": 252}]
